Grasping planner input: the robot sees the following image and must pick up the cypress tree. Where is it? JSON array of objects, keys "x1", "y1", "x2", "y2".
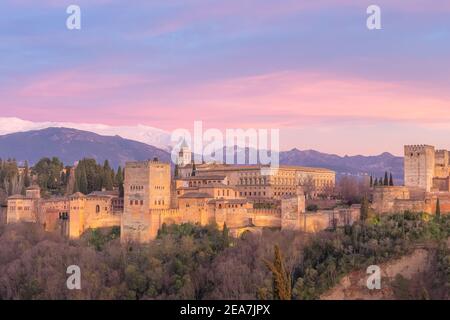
[
  {"x1": 389, "y1": 173, "x2": 394, "y2": 186},
  {"x1": 174, "y1": 164, "x2": 179, "y2": 178},
  {"x1": 116, "y1": 166, "x2": 123, "y2": 184},
  {"x1": 222, "y1": 223, "x2": 230, "y2": 249},
  {"x1": 436, "y1": 198, "x2": 441, "y2": 218},
  {"x1": 191, "y1": 161, "x2": 196, "y2": 177},
  {"x1": 374, "y1": 178, "x2": 378, "y2": 186},
  {"x1": 73, "y1": 174, "x2": 79, "y2": 193},
  {"x1": 115, "y1": 166, "x2": 124, "y2": 197},
  {"x1": 383, "y1": 171, "x2": 389, "y2": 186},
  {"x1": 360, "y1": 195, "x2": 369, "y2": 222},
  {"x1": 7, "y1": 179, "x2": 13, "y2": 195},
  {"x1": 263, "y1": 245, "x2": 291, "y2": 300},
  {"x1": 102, "y1": 160, "x2": 114, "y2": 191},
  {"x1": 23, "y1": 160, "x2": 30, "y2": 188},
  {"x1": 369, "y1": 175, "x2": 373, "y2": 188},
  {"x1": 78, "y1": 168, "x2": 88, "y2": 194}
]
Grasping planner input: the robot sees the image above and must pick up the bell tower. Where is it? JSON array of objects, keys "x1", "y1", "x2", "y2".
[{"x1": 178, "y1": 139, "x2": 192, "y2": 167}]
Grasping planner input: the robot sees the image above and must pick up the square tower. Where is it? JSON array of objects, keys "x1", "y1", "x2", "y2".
[
  {"x1": 121, "y1": 159, "x2": 171, "y2": 242},
  {"x1": 177, "y1": 140, "x2": 192, "y2": 167},
  {"x1": 434, "y1": 149, "x2": 450, "y2": 178},
  {"x1": 124, "y1": 160, "x2": 171, "y2": 213},
  {"x1": 404, "y1": 145, "x2": 435, "y2": 192}
]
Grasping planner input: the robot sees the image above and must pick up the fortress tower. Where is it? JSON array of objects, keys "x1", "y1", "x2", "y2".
[
  {"x1": 121, "y1": 159, "x2": 171, "y2": 242},
  {"x1": 434, "y1": 149, "x2": 450, "y2": 178},
  {"x1": 404, "y1": 145, "x2": 435, "y2": 192}
]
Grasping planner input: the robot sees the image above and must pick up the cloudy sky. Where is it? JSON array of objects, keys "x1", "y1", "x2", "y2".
[{"x1": 1, "y1": 0, "x2": 450, "y2": 155}]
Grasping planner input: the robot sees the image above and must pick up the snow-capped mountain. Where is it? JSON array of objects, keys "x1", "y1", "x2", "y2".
[{"x1": 0, "y1": 117, "x2": 172, "y2": 151}]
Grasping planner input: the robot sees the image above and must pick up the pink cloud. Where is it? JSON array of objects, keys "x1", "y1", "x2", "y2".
[
  {"x1": 17, "y1": 70, "x2": 148, "y2": 98},
  {"x1": 128, "y1": 71, "x2": 450, "y2": 129},
  {"x1": 2, "y1": 69, "x2": 450, "y2": 132}
]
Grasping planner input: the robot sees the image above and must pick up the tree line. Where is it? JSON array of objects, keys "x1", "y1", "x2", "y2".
[
  {"x1": 0, "y1": 159, "x2": 29, "y2": 202},
  {"x1": 370, "y1": 171, "x2": 394, "y2": 187},
  {"x1": 72, "y1": 159, "x2": 124, "y2": 196},
  {"x1": 0, "y1": 157, "x2": 124, "y2": 203}
]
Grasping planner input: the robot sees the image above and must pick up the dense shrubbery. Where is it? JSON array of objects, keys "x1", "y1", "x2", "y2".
[
  {"x1": 434, "y1": 241, "x2": 450, "y2": 298},
  {"x1": 291, "y1": 212, "x2": 449, "y2": 299},
  {"x1": 0, "y1": 222, "x2": 230, "y2": 299},
  {"x1": 0, "y1": 213, "x2": 448, "y2": 300}
]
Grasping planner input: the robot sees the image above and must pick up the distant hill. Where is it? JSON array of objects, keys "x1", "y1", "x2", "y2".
[
  {"x1": 279, "y1": 148, "x2": 404, "y2": 182},
  {"x1": 0, "y1": 127, "x2": 170, "y2": 168},
  {"x1": 0, "y1": 127, "x2": 404, "y2": 181}
]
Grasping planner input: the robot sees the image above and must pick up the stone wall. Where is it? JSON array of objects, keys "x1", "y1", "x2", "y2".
[
  {"x1": 280, "y1": 196, "x2": 304, "y2": 230},
  {"x1": 298, "y1": 207, "x2": 360, "y2": 233},
  {"x1": 392, "y1": 199, "x2": 427, "y2": 214},
  {"x1": 6, "y1": 197, "x2": 38, "y2": 224},
  {"x1": 372, "y1": 186, "x2": 411, "y2": 213}
]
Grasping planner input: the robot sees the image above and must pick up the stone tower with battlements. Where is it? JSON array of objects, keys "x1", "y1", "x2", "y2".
[
  {"x1": 404, "y1": 145, "x2": 435, "y2": 192},
  {"x1": 121, "y1": 159, "x2": 171, "y2": 242}
]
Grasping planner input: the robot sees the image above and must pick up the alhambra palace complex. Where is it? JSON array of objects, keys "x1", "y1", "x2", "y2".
[{"x1": 6, "y1": 144, "x2": 448, "y2": 242}]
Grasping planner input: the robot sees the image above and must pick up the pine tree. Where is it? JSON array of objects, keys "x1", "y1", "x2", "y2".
[
  {"x1": 436, "y1": 198, "x2": 441, "y2": 218},
  {"x1": 389, "y1": 173, "x2": 394, "y2": 186},
  {"x1": 369, "y1": 175, "x2": 373, "y2": 188},
  {"x1": 384, "y1": 171, "x2": 389, "y2": 186},
  {"x1": 360, "y1": 195, "x2": 369, "y2": 222},
  {"x1": 263, "y1": 245, "x2": 291, "y2": 300}
]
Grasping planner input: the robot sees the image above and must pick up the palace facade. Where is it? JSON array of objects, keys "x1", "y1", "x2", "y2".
[{"x1": 6, "y1": 150, "x2": 352, "y2": 243}]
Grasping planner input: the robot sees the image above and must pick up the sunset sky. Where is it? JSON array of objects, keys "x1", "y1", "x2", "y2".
[{"x1": 1, "y1": 0, "x2": 450, "y2": 155}]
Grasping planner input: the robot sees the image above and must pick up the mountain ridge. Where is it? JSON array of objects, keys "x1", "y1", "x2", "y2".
[
  {"x1": 0, "y1": 127, "x2": 404, "y2": 180},
  {"x1": 0, "y1": 127, "x2": 171, "y2": 168}
]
